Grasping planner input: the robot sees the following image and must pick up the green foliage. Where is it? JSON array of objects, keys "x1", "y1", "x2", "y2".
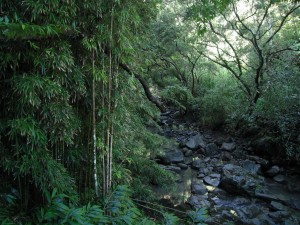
[
  {"x1": 188, "y1": 208, "x2": 208, "y2": 225},
  {"x1": 161, "y1": 85, "x2": 194, "y2": 111}
]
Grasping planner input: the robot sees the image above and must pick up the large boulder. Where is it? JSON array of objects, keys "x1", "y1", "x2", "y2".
[
  {"x1": 159, "y1": 149, "x2": 184, "y2": 165},
  {"x1": 185, "y1": 134, "x2": 206, "y2": 150},
  {"x1": 220, "y1": 164, "x2": 265, "y2": 196},
  {"x1": 242, "y1": 160, "x2": 261, "y2": 174}
]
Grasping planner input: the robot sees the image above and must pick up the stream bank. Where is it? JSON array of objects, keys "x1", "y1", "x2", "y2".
[{"x1": 153, "y1": 110, "x2": 300, "y2": 225}]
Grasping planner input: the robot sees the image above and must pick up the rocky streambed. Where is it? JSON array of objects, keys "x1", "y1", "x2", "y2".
[{"x1": 154, "y1": 110, "x2": 300, "y2": 225}]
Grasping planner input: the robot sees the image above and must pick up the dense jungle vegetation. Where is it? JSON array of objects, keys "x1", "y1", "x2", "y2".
[{"x1": 0, "y1": 0, "x2": 299, "y2": 224}]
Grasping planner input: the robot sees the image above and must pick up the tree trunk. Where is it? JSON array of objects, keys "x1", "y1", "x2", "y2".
[{"x1": 119, "y1": 62, "x2": 166, "y2": 112}]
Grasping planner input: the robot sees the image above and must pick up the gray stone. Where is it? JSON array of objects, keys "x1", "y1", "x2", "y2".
[
  {"x1": 290, "y1": 199, "x2": 300, "y2": 210},
  {"x1": 268, "y1": 211, "x2": 290, "y2": 221},
  {"x1": 273, "y1": 174, "x2": 285, "y2": 183},
  {"x1": 270, "y1": 201, "x2": 288, "y2": 211},
  {"x1": 197, "y1": 173, "x2": 205, "y2": 178},
  {"x1": 221, "y1": 142, "x2": 236, "y2": 152},
  {"x1": 187, "y1": 195, "x2": 211, "y2": 209},
  {"x1": 191, "y1": 181, "x2": 208, "y2": 195},
  {"x1": 184, "y1": 150, "x2": 193, "y2": 157},
  {"x1": 165, "y1": 166, "x2": 181, "y2": 173},
  {"x1": 185, "y1": 134, "x2": 206, "y2": 150},
  {"x1": 267, "y1": 166, "x2": 280, "y2": 177},
  {"x1": 221, "y1": 164, "x2": 265, "y2": 196},
  {"x1": 242, "y1": 160, "x2": 261, "y2": 174},
  {"x1": 205, "y1": 143, "x2": 220, "y2": 157},
  {"x1": 240, "y1": 204, "x2": 261, "y2": 219},
  {"x1": 181, "y1": 147, "x2": 189, "y2": 153},
  {"x1": 248, "y1": 155, "x2": 269, "y2": 167},
  {"x1": 177, "y1": 163, "x2": 188, "y2": 169},
  {"x1": 203, "y1": 174, "x2": 221, "y2": 187},
  {"x1": 160, "y1": 149, "x2": 184, "y2": 165},
  {"x1": 191, "y1": 159, "x2": 205, "y2": 170}
]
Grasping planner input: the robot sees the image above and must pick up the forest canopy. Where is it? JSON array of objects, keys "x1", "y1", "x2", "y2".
[{"x1": 0, "y1": 0, "x2": 299, "y2": 224}]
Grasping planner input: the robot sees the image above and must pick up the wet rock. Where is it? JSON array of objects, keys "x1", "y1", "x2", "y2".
[
  {"x1": 181, "y1": 147, "x2": 189, "y2": 153},
  {"x1": 221, "y1": 152, "x2": 232, "y2": 161},
  {"x1": 161, "y1": 111, "x2": 171, "y2": 116},
  {"x1": 240, "y1": 204, "x2": 261, "y2": 219},
  {"x1": 197, "y1": 173, "x2": 205, "y2": 178},
  {"x1": 187, "y1": 195, "x2": 211, "y2": 209},
  {"x1": 287, "y1": 178, "x2": 300, "y2": 193},
  {"x1": 220, "y1": 164, "x2": 264, "y2": 196},
  {"x1": 266, "y1": 166, "x2": 280, "y2": 177},
  {"x1": 165, "y1": 166, "x2": 181, "y2": 173},
  {"x1": 270, "y1": 201, "x2": 288, "y2": 211},
  {"x1": 184, "y1": 150, "x2": 193, "y2": 157},
  {"x1": 205, "y1": 143, "x2": 220, "y2": 157},
  {"x1": 268, "y1": 211, "x2": 290, "y2": 222},
  {"x1": 200, "y1": 168, "x2": 209, "y2": 175},
  {"x1": 185, "y1": 134, "x2": 206, "y2": 150},
  {"x1": 159, "y1": 149, "x2": 184, "y2": 165},
  {"x1": 215, "y1": 137, "x2": 225, "y2": 147},
  {"x1": 248, "y1": 155, "x2": 269, "y2": 168},
  {"x1": 191, "y1": 159, "x2": 205, "y2": 170},
  {"x1": 242, "y1": 160, "x2": 261, "y2": 174},
  {"x1": 203, "y1": 174, "x2": 221, "y2": 187},
  {"x1": 191, "y1": 181, "x2": 208, "y2": 195},
  {"x1": 177, "y1": 163, "x2": 188, "y2": 169},
  {"x1": 273, "y1": 174, "x2": 285, "y2": 183},
  {"x1": 221, "y1": 142, "x2": 236, "y2": 152},
  {"x1": 290, "y1": 199, "x2": 300, "y2": 210}
]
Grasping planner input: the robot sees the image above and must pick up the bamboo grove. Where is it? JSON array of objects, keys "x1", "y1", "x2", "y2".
[{"x1": 0, "y1": 0, "x2": 174, "y2": 221}]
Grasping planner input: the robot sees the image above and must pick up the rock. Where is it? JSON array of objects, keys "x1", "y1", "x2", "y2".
[
  {"x1": 220, "y1": 164, "x2": 264, "y2": 196},
  {"x1": 160, "y1": 149, "x2": 184, "y2": 165},
  {"x1": 191, "y1": 181, "x2": 208, "y2": 195},
  {"x1": 165, "y1": 166, "x2": 181, "y2": 173},
  {"x1": 184, "y1": 157, "x2": 193, "y2": 165},
  {"x1": 205, "y1": 143, "x2": 219, "y2": 157},
  {"x1": 242, "y1": 160, "x2": 261, "y2": 174},
  {"x1": 171, "y1": 111, "x2": 181, "y2": 119},
  {"x1": 184, "y1": 150, "x2": 193, "y2": 157},
  {"x1": 161, "y1": 111, "x2": 171, "y2": 116},
  {"x1": 221, "y1": 152, "x2": 232, "y2": 161},
  {"x1": 201, "y1": 168, "x2": 209, "y2": 175},
  {"x1": 221, "y1": 142, "x2": 236, "y2": 152},
  {"x1": 267, "y1": 166, "x2": 280, "y2": 177},
  {"x1": 290, "y1": 199, "x2": 300, "y2": 210},
  {"x1": 185, "y1": 134, "x2": 206, "y2": 150},
  {"x1": 187, "y1": 195, "x2": 211, "y2": 209},
  {"x1": 268, "y1": 211, "x2": 290, "y2": 221},
  {"x1": 251, "y1": 137, "x2": 276, "y2": 156},
  {"x1": 197, "y1": 173, "x2": 205, "y2": 178},
  {"x1": 177, "y1": 163, "x2": 188, "y2": 169},
  {"x1": 215, "y1": 137, "x2": 225, "y2": 147},
  {"x1": 270, "y1": 201, "x2": 288, "y2": 211},
  {"x1": 203, "y1": 174, "x2": 221, "y2": 187},
  {"x1": 181, "y1": 147, "x2": 189, "y2": 153},
  {"x1": 240, "y1": 204, "x2": 261, "y2": 219},
  {"x1": 248, "y1": 155, "x2": 269, "y2": 168},
  {"x1": 273, "y1": 174, "x2": 285, "y2": 183},
  {"x1": 191, "y1": 159, "x2": 205, "y2": 170}
]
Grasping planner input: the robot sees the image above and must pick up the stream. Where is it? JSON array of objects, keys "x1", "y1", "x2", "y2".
[{"x1": 153, "y1": 110, "x2": 300, "y2": 225}]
